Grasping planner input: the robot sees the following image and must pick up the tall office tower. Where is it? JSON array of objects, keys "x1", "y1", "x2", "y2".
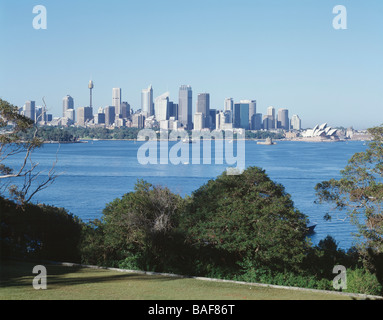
[
  {"x1": 65, "y1": 109, "x2": 76, "y2": 124},
  {"x1": 263, "y1": 115, "x2": 274, "y2": 130},
  {"x1": 132, "y1": 113, "x2": 145, "y2": 129},
  {"x1": 141, "y1": 85, "x2": 154, "y2": 116},
  {"x1": 267, "y1": 106, "x2": 276, "y2": 129},
  {"x1": 248, "y1": 100, "x2": 257, "y2": 130},
  {"x1": 197, "y1": 93, "x2": 210, "y2": 129},
  {"x1": 168, "y1": 102, "x2": 178, "y2": 119},
  {"x1": 63, "y1": 95, "x2": 74, "y2": 117},
  {"x1": 24, "y1": 101, "x2": 36, "y2": 121},
  {"x1": 233, "y1": 101, "x2": 250, "y2": 129},
  {"x1": 104, "y1": 106, "x2": 116, "y2": 126},
  {"x1": 121, "y1": 101, "x2": 130, "y2": 119},
  {"x1": 154, "y1": 92, "x2": 169, "y2": 122},
  {"x1": 277, "y1": 108, "x2": 289, "y2": 130},
  {"x1": 255, "y1": 113, "x2": 263, "y2": 130},
  {"x1": 224, "y1": 98, "x2": 234, "y2": 122},
  {"x1": 194, "y1": 112, "x2": 204, "y2": 131},
  {"x1": 178, "y1": 85, "x2": 192, "y2": 129},
  {"x1": 77, "y1": 106, "x2": 93, "y2": 127},
  {"x1": 94, "y1": 113, "x2": 105, "y2": 124},
  {"x1": 88, "y1": 80, "x2": 94, "y2": 108},
  {"x1": 209, "y1": 109, "x2": 218, "y2": 130},
  {"x1": 290, "y1": 114, "x2": 302, "y2": 131},
  {"x1": 112, "y1": 88, "x2": 122, "y2": 115}
]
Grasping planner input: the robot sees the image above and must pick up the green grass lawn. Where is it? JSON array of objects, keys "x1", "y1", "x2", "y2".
[{"x1": 0, "y1": 260, "x2": 360, "y2": 300}]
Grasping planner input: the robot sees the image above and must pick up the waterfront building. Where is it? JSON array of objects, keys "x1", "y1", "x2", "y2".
[
  {"x1": 120, "y1": 102, "x2": 130, "y2": 119},
  {"x1": 104, "y1": 106, "x2": 116, "y2": 126},
  {"x1": 132, "y1": 113, "x2": 145, "y2": 129},
  {"x1": 178, "y1": 85, "x2": 192, "y2": 129},
  {"x1": 24, "y1": 101, "x2": 35, "y2": 121},
  {"x1": 63, "y1": 95, "x2": 74, "y2": 118},
  {"x1": 277, "y1": 108, "x2": 289, "y2": 130},
  {"x1": 168, "y1": 101, "x2": 178, "y2": 119},
  {"x1": 155, "y1": 92, "x2": 170, "y2": 122},
  {"x1": 233, "y1": 101, "x2": 250, "y2": 130},
  {"x1": 194, "y1": 112, "x2": 204, "y2": 131},
  {"x1": 65, "y1": 108, "x2": 75, "y2": 124},
  {"x1": 94, "y1": 113, "x2": 105, "y2": 125},
  {"x1": 77, "y1": 106, "x2": 93, "y2": 127},
  {"x1": 267, "y1": 106, "x2": 276, "y2": 129},
  {"x1": 248, "y1": 100, "x2": 257, "y2": 130},
  {"x1": 290, "y1": 114, "x2": 302, "y2": 131},
  {"x1": 112, "y1": 88, "x2": 122, "y2": 116},
  {"x1": 141, "y1": 85, "x2": 154, "y2": 116},
  {"x1": 197, "y1": 93, "x2": 210, "y2": 129},
  {"x1": 224, "y1": 98, "x2": 234, "y2": 123}
]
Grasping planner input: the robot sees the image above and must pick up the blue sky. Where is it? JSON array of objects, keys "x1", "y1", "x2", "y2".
[{"x1": 0, "y1": 0, "x2": 382, "y2": 129}]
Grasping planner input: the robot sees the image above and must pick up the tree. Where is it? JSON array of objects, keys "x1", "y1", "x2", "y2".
[
  {"x1": 315, "y1": 125, "x2": 383, "y2": 283},
  {"x1": 99, "y1": 180, "x2": 186, "y2": 270},
  {"x1": 182, "y1": 166, "x2": 310, "y2": 274},
  {"x1": 0, "y1": 99, "x2": 57, "y2": 204}
]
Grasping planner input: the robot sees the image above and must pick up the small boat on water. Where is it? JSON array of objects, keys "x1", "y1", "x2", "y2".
[{"x1": 307, "y1": 223, "x2": 317, "y2": 235}]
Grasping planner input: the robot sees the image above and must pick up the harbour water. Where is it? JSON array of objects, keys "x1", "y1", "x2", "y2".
[{"x1": 4, "y1": 140, "x2": 367, "y2": 250}]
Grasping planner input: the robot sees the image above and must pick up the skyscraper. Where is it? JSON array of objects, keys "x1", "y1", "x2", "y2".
[
  {"x1": 63, "y1": 95, "x2": 74, "y2": 117},
  {"x1": 155, "y1": 92, "x2": 169, "y2": 122},
  {"x1": 178, "y1": 85, "x2": 192, "y2": 129},
  {"x1": 24, "y1": 101, "x2": 36, "y2": 121},
  {"x1": 197, "y1": 93, "x2": 210, "y2": 129},
  {"x1": 141, "y1": 85, "x2": 154, "y2": 116},
  {"x1": 104, "y1": 106, "x2": 116, "y2": 126},
  {"x1": 77, "y1": 106, "x2": 93, "y2": 127},
  {"x1": 248, "y1": 100, "x2": 257, "y2": 130},
  {"x1": 233, "y1": 101, "x2": 251, "y2": 130},
  {"x1": 290, "y1": 114, "x2": 302, "y2": 130},
  {"x1": 112, "y1": 88, "x2": 122, "y2": 115},
  {"x1": 224, "y1": 98, "x2": 234, "y2": 122},
  {"x1": 121, "y1": 101, "x2": 130, "y2": 119},
  {"x1": 277, "y1": 108, "x2": 289, "y2": 130},
  {"x1": 194, "y1": 112, "x2": 204, "y2": 131},
  {"x1": 267, "y1": 106, "x2": 276, "y2": 129}
]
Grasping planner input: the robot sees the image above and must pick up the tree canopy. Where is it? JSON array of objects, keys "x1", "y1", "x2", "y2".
[{"x1": 316, "y1": 125, "x2": 383, "y2": 282}]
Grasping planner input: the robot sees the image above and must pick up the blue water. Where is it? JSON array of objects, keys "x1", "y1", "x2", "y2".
[{"x1": 3, "y1": 140, "x2": 367, "y2": 250}]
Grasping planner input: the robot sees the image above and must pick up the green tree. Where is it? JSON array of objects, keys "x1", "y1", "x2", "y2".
[
  {"x1": 315, "y1": 125, "x2": 383, "y2": 284},
  {"x1": 182, "y1": 166, "x2": 310, "y2": 275},
  {"x1": 98, "y1": 180, "x2": 186, "y2": 271},
  {"x1": 0, "y1": 99, "x2": 57, "y2": 203}
]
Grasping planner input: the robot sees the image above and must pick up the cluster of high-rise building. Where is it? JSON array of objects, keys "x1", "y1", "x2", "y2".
[{"x1": 20, "y1": 81, "x2": 302, "y2": 132}]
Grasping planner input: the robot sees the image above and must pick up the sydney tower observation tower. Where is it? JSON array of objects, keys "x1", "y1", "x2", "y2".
[{"x1": 88, "y1": 80, "x2": 94, "y2": 108}]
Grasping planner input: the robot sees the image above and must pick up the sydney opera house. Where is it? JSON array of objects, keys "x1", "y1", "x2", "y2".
[{"x1": 301, "y1": 123, "x2": 339, "y2": 141}]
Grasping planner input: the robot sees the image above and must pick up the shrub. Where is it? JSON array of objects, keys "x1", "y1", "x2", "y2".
[{"x1": 345, "y1": 268, "x2": 382, "y2": 296}]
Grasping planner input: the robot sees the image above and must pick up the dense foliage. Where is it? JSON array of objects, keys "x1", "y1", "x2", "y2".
[
  {"x1": 0, "y1": 196, "x2": 83, "y2": 262},
  {"x1": 17, "y1": 126, "x2": 142, "y2": 142},
  {"x1": 316, "y1": 125, "x2": 383, "y2": 285}
]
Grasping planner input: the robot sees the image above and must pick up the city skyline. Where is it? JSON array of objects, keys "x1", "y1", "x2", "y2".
[
  {"x1": 20, "y1": 81, "x2": 303, "y2": 133},
  {"x1": 0, "y1": 1, "x2": 382, "y2": 129}
]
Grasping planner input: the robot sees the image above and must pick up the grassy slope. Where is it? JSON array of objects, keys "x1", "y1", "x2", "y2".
[{"x1": 0, "y1": 260, "x2": 354, "y2": 300}]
